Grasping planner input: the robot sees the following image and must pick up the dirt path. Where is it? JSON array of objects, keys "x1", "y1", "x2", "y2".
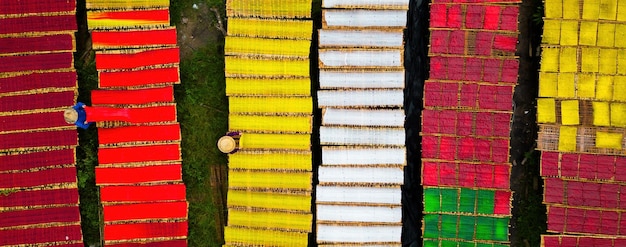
[
  {"x1": 176, "y1": 2, "x2": 224, "y2": 60},
  {"x1": 509, "y1": 0, "x2": 545, "y2": 245}
]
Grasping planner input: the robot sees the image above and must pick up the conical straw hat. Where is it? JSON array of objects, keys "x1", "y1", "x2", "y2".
[{"x1": 218, "y1": 136, "x2": 237, "y2": 153}]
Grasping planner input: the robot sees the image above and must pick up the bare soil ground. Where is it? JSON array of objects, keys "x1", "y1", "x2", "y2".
[{"x1": 176, "y1": 2, "x2": 224, "y2": 60}]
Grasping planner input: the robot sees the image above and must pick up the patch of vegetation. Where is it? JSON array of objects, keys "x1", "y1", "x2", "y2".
[
  {"x1": 176, "y1": 42, "x2": 228, "y2": 247},
  {"x1": 513, "y1": 150, "x2": 547, "y2": 247},
  {"x1": 171, "y1": 1, "x2": 228, "y2": 245},
  {"x1": 0, "y1": 188, "x2": 18, "y2": 197},
  {"x1": 75, "y1": 51, "x2": 103, "y2": 246},
  {"x1": 531, "y1": 0, "x2": 544, "y2": 28}
]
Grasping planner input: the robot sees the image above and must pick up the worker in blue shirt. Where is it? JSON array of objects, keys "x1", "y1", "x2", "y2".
[{"x1": 64, "y1": 102, "x2": 92, "y2": 129}]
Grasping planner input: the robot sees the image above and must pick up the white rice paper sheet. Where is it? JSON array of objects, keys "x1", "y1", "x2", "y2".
[
  {"x1": 323, "y1": 9, "x2": 408, "y2": 28},
  {"x1": 319, "y1": 29, "x2": 404, "y2": 48},
  {"x1": 318, "y1": 166, "x2": 404, "y2": 184},
  {"x1": 322, "y1": 108, "x2": 405, "y2": 127},
  {"x1": 320, "y1": 126, "x2": 405, "y2": 145},
  {"x1": 319, "y1": 70, "x2": 404, "y2": 89},
  {"x1": 317, "y1": 204, "x2": 402, "y2": 223},
  {"x1": 316, "y1": 185, "x2": 401, "y2": 204},
  {"x1": 319, "y1": 49, "x2": 403, "y2": 67},
  {"x1": 322, "y1": 147, "x2": 405, "y2": 165},
  {"x1": 318, "y1": 89, "x2": 403, "y2": 107},
  {"x1": 317, "y1": 224, "x2": 402, "y2": 243},
  {"x1": 323, "y1": 0, "x2": 409, "y2": 9}
]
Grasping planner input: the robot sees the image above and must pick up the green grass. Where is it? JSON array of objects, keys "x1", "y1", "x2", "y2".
[
  {"x1": 176, "y1": 42, "x2": 228, "y2": 247},
  {"x1": 75, "y1": 51, "x2": 103, "y2": 246},
  {"x1": 171, "y1": 0, "x2": 228, "y2": 246}
]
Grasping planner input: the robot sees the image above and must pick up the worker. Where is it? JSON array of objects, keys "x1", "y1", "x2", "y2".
[
  {"x1": 64, "y1": 102, "x2": 131, "y2": 129},
  {"x1": 217, "y1": 132, "x2": 241, "y2": 154}
]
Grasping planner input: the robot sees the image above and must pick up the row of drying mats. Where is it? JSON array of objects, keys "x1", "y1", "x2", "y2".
[
  {"x1": 316, "y1": 0, "x2": 409, "y2": 245},
  {"x1": 223, "y1": 0, "x2": 314, "y2": 245},
  {"x1": 422, "y1": 0, "x2": 520, "y2": 246},
  {"x1": 0, "y1": 1, "x2": 84, "y2": 246},
  {"x1": 85, "y1": 0, "x2": 187, "y2": 245},
  {"x1": 537, "y1": 0, "x2": 626, "y2": 245}
]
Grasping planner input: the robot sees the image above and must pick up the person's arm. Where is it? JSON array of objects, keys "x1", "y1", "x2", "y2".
[
  {"x1": 75, "y1": 121, "x2": 92, "y2": 129},
  {"x1": 73, "y1": 102, "x2": 85, "y2": 111}
]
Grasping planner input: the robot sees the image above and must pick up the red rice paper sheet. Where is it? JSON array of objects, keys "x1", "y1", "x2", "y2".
[
  {"x1": 95, "y1": 47, "x2": 180, "y2": 70},
  {"x1": 465, "y1": 4, "x2": 485, "y2": 29},
  {"x1": 547, "y1": 205, "x2": 622, "y2": 235},
  {"x1": 423, "y1": 81, "x2": 513, "y2": 111},
  {"x1": 543, "y1": 235, "x2": 626, "y2": 247},
  {"x1": 541, "y1": 152, "x2": 622, "y2": 181},
  {"x1": 98, "y1": 144, "x2": 180, "y2": 165},
  {"x1": 89, "y1": 9, "x2": 169, "y2": 28},
  {"x1": 103, "y1": 201, "x2": 187, "y2": 222},
  {"x1": 91, "y1": 86, "x2": 174, "y2": 105},
  {"x1": 92, "y1": 28, "x2": 177, "y2": 48},
  {"x1": 0, "y1": 149, "x2": 74, "y2": 172},
  {"x1": 494, "y1": 190, "x2": 512, "y2": 215},
  {"x1": 493, "y1": 34, "x2": 517, "y2": 53},
  {"x1": 428, "y1": 57, "x2": 518, "y2": 83},
  {"x1": 98, "y1": 124, "x2": 180, "y2": 144},
  {"x1": 0, "y1": 167, "x2": 77, "y2": 189},
  {"x1": 0, "y1": 0, "x2": 76, "y2": 15},
  {"x1": 0, "y1": 129, "x2": 76, "y2": 151},
  {"x1": 421, "y1": 135, "x2": 509, "y2": 163},
  {"x1": 544, "y1": 178, "x2": 621, "y2": 209},
  {"x1": 562, "y1": 154, "x2": 587, "y2": 178},
  {"x1": 0, "y1": 34, "x2": 74, "y2": 54},
  {"x1": 107, "y1": 240, "x2": 187, "y2": 247},
  {"x1": 540, "y1": 152, "x2": 560, "y2": 177},
  {"x1": 577, "y1": 154, "x2": 618, "y2": 181},
  {"x1": 432, "y1": 0, "x2": 521, "y2": 5},
  {"x1": 0, "y1": 111, "x2": 68, "y2": 132},
  {"x1": 0, "y1": 188, "x2": 78, "y2": 207},
  {"x1": 429, "y1": 30, "x2": 449, "y2": 54},
  {"x1": 100, "y1": 184, "x2": 186, "y2": 203},
  {"x1": 0, "y1": 225, "x2": 82, "y2": 246},
  {"x1": 483, "y1": 5, "x2": 501, "y2": 30},
  {"x1": 0, "y1": 15, "x2": 77, "y2": 35},
  {"x1": 128, "y1": 105, "x2": 177, "y2": 123},
  {"x1": 98, "y1": 67, "x2": 179, "y2": 88},
  {"x1": 476, "y1": 85, "x2": 514, "y2": 111},
  {"x1": 0, "y1": 206, "x2": 80, "y2": 228},
  {"x1": 0, "y1": 90, "x2": 74, "y2": 112},
  {"x1": 422, "y1": 161, "x2": 511, "y2": 190},
  {"x1": 499, "y1": 6, "x2": 519, "y2": 31},
  {"x1": 431, "y1": 29, "x2": 513, "y2": 55},
  {"x1": 85, "y1": 105, "x2": 176, "y2": 123},
  {"x1": 422, "y1": 109, "x2": 511, "y2": 137},
  {"x1": 475, "y1": 32, "x2": 494, "y2": 56},
  {"x1": 0, "y1": 71, "x2": 76, "y2": 94},
  {"x1": 0, "y1": 52, "x2": 73, "y2": 73},
  {"x1": 429, "y1": 4, "x2": 452, "y2": 28},
  {"x1": 104, "y1": 221, "x2": 188, "y2": 241},
  {"x1": 96, "y1": 164, "x2": 182, "y2": 185}
]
